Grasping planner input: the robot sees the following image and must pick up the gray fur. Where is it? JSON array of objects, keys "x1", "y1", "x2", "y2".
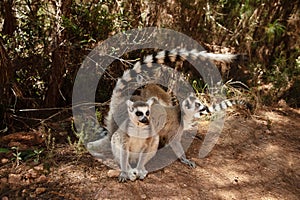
[
  {"x1": 111, "y1": 98, "x2": 161, "y2": 182},
  {"x1": 87, "y1": 48, "x2": 247, "y2": 173},
  {"x1": 106, "y1": 49, "x2": 242, "y2": 139}
]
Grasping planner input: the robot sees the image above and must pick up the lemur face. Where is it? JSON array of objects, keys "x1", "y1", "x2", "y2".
[
  {"x1": 127, "y1": 98, "x2": 155, "y2": 127},
  {"x1": 182, "y1": 94, "x2": 207, "y2": 118}
]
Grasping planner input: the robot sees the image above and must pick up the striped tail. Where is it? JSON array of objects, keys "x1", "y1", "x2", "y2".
[
  {"x1": 199, "y1": 99, "x2": 250, "y2": 115},
  {"x1": 110, "y1": 48, "x2": 243, "y2": 109},
  {"x1": 107, "y1": 48, "x2": 245, "y2": 134}
]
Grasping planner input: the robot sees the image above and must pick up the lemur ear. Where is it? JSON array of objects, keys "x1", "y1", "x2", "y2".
[
  {"x1": 126, "y1": 100, "x2": 134, "y2": 112},
  {"x1": 187, "y1": 93, "x2": 197, "y2": 104},
  {"x1": 147, "y1": 97, "x2": 157, "y2": 106}
]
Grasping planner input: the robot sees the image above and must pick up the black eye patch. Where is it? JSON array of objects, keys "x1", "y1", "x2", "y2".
[
  {"x1": 135, "y1": 111, "x2": 143, "y2": 117},
  {"x1": 199, "y1": 106, "x2": 209, "y2": 113},
  {"x1": 145, "y1": 110, "x2": 149, "y2": 116},
  {"x1": 195, "y1": 102, "x2": 201, "y2": 108},
  {"x1": 184, "y1": 100, "x2": 191, "y2": 109}
]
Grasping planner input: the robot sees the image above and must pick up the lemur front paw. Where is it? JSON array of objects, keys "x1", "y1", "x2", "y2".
[
  {"x1": 128, "y1": 168, "x2": 138, "y2": 181},
  {"x1": 137, "y1": 169, "x2": 148, "y2": 180},
  {"x1": 118, "y1": 171, "x2": 129, "y2": 182},
  {"x1": 128, "y1": 168, "x2": 148, "y2": 180}
]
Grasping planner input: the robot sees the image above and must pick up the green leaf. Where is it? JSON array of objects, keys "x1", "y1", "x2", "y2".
[{"x1": 0, "y1": 148, "x2": 10, "y2": 153}]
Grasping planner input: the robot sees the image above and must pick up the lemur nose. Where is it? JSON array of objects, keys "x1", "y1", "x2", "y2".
[{"x1": 140, "y1": 117, "x2": 149, "y2": 124}]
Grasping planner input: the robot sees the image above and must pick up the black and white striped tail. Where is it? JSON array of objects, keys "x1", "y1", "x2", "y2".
[
  {"x1": 199, "y1": 99, "x2": 249, "y2": 115},
  {"x1": 114, "y1": 49, "x2": 243, "y2": 94},
  {"x1": 108, "y1": 48, "x2": 246, "y2": 134}
]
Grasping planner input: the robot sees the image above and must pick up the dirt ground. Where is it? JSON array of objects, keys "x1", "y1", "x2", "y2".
[{"x1": 1, "y1": 106, "x2": 299, "y2": 200}]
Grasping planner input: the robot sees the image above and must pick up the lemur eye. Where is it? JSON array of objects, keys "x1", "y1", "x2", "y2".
[
  {"x1": 195, "y1": 102, "x2": 201, "y2": 108},
  {"x1": 145, "y1": 110, "x2": 150, "y2": 116},
  {"x1": 135, "y1": 111, "x2": 143, "y2": 116}
]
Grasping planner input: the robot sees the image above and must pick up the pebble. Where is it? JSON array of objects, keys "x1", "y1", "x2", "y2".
[
  {"x1": 107, "y1": 169, "x2": 119, "y2": 178},
  {"x1": 27, "y1": 169, "x2": 38, "y2": 178},
  {"x1": 35, "y1": 187, "x2": 46, "y2": 195},
  {"x1": 8, "y1": 174, "x2": 21, "y2": 184},
  {"x1": 36, "y1": 175, "x2": 47, "y2": 183},
  {"x1": 22, "y1": 189, "x2": 28, "y2": 197},
  {"x1": 90, "y1": 176, "x2": 98, "y2": 181},
  {"x1": 0, "y1": 177, "x2": 7, "y2": 184},
  {"x1": 34, "y1": 164, "x2": 44, "y2": 171},
  {"x1": 1, "y1": 158, "x2": 9, "y2": 164}
]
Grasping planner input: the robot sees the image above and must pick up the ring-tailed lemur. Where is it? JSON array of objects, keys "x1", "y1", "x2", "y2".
[
  {"x1": 152, "y1": 92, "x2": 206, "y2": 168},
  {"x1": 106, "y1": 48, "x2": 244, "y2": 137},
  {"x1": 129, "y1": 84, "x2": 250, "y2": 168},
  {"x1": 87, "y1": 86, "x2": 249, "y2": 170},
  {"x1": 106, "y1": 49, "x2": 245, "y2": 165},
  {"x1": 87, "y1": 49, "x2": 248, "y2": 172},
  {"x1": 111, "y1": 97, "x2": 161, "y2": 182}
]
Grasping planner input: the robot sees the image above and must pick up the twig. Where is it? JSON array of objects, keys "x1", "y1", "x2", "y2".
[{"x1": 17, "y1": 101, "x2": 109, "y2": 112}]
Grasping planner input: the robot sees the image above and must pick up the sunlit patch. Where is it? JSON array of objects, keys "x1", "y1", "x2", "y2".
[{"x1": 265, "y1": 144, "x2": 280, "y2": 154}]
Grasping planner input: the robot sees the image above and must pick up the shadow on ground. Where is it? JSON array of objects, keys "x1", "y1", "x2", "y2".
[{"x1": 1, "y1": 107, "x2": 299, "y2": 199}]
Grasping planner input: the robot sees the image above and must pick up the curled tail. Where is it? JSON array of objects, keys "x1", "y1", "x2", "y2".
[
  {"x1": 107, "y1": 48, "x2": 244, "y2": 134},
  {"x1": 113, "y1": 49, "x2": 242, "y2": 97}
]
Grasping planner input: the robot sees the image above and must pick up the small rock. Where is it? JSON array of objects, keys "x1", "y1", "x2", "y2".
[
  {"x1": 107, "y1": 169, "x2": 119, "y2": 178},
  {"x1": 33, "y1": 164, "x2": 44, "y2": 171},
  {"x1": 36, "y1": 175, "x2": 47, "y2": 183},
  {"x1": 28, "y1": 169, "x2": 38, "y2": 178},
  {"x1": 90, "y1": 176, "x2": 98, "y2": 181},
  {"x1": 141, "y1": 194, "x2": 147, "y2": 199},
  {"x1": 22, "y1": 189, "x2": 28, "y2": 197},
  {"x1": 35, "y1": 187, "x2": 46, "y2": 195},
  {"x1": 8, "y1": 174, "x2": 21, "y2": 184},
  {"x1": 1, "y1": 158, "x2": 9, "y2": 164},
  {"x1": 0, "y1": 177, "x2": 7, "y2": 184}
]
